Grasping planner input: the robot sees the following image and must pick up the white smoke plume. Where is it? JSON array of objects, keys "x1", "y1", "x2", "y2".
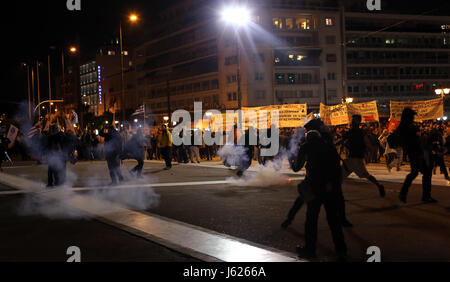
[
  {"x1": 227, "y1": 161, "x2": 289, "y2": 187},
  {"x1": 217, "y1": 144, "x2": 249, "y2": 168}
]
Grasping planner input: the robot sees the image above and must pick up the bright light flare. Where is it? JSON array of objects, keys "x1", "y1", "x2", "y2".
[
  {"x1": 221, "y1": 6, "x2": 251, "y2": 27},
  {"x1": 129, "y1": 14, "x2": 138, "y2": 22}
]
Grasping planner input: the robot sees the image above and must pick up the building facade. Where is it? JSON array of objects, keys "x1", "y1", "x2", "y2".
[
  {"x1": 134, "y1": 0, "x2": 450, "y2": 121},
  {"x1": 79, "y1": 47, "x2": 134, "y2": 117},
  {"x1": 344, "y1": 12, "x2": 450, "y2": 113},
  {"x1": 135, "y1": 0, "x2": 345, "y2": 122}
]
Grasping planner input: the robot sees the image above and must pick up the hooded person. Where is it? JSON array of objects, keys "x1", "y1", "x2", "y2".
[
  {"x1": 100, "y1": 125, "x2": 124, "y2": 185},
  {"x1": 287, "y1": 121, "x2": 347, "y2": 261},
  {"x1": 284, "y1": 119, "x2": 352, "y2": 228},
  {"x1": 397, "y1": 108, "x2": 436, "y2": 203}
]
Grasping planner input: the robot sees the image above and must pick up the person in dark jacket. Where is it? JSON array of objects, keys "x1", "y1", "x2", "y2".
[
  {"x1": 290, "y1": 128, "x2": 347, "y2": 261},
  {"x1": 45, "y1": 125, "x2": 69, "y2": 187},
  {"x1": 127, "y1": 128, "x2": 146, "y2": 178},
  {"x1": 430, "y1": 128, "x2": 449, "y2": 180},
  {"x1": 283, "y1": 119, "x2": 352, "y2": 229},
  {"x1": 236, "y1": 126, "x2": 256, "y2": 177},
  {"x1": 0, "y1": 133, "x2": 11, "y2": 171},
  {"x1": 342, "y1": 115, "x2": 385, "y2": 197},
  {"x1": 398, "y1": 108, "x2": 436, "y2": 203},
  {"x1": 100, "y1": 125, "x2": 124, "y2": 185}
]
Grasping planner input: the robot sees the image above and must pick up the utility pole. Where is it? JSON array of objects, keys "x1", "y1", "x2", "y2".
[
  {"x1": 26, "y1": 66, "x2": 31, "y2": 120},
  {"x1": 48, "y1": 55, "x2": 52, "y2": 114},
  {"x1": 36, "y1": 61, "x2": 41, "y2": 118}
]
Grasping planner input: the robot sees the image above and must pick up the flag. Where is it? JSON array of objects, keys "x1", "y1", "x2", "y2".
[
  {"x1": 131, "y1": 105, "x2": 145, "y2": 116},
  {"x1": 7, "y1": 125, "x2": 18, "y2": 145},
  {"x1": 27, "y1": 122, "x2": 41, "y2": 139},
  {"x1": 387, "y1": 118, "x2": 400, "y2": 133},
  {"x1": 71, "y1": 110, "x2": 79, "y2": 124}
]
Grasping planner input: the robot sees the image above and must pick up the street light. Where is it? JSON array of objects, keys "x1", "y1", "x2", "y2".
[
  {"x1": 120, "y1": 13, "x2": 140, "y2": 122},
  {"x1": 342, "y1": 97, "x2": 354, "y2": 104},
  {"x1": 220, "y1": 6, "x2": 251, "y2": 26},
  {"x1": 435, "y1": 88, "x2": 450, "y2": 98},
  {"x1": 220, "y1": 5, "x2": 251, "y2": 128},
  {"x1": 129, "y1": 14, "x2": 138, "y2": 22}
]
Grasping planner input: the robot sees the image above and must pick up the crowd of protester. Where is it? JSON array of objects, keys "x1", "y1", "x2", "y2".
[{"x1": 3, "y1": 117, "x2": 450, "y2": 178}]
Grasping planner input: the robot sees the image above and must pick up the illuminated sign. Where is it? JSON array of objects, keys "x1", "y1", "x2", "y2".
[{"x1": 98, "y1": 66, "x2": 102, "y2": 105}]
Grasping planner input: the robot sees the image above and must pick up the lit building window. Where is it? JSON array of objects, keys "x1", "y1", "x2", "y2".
[
  {"x1": 296, "y1": 18, "x2": 310, "y2": 30},
  {"x1": 273, "y1": 18, "x2": 283, "y2": 29},
  {"x1": 286, "y1": 18, "x2": 294, "y2": 30},
  {"x1": 325, "y1": 18, "x2": 334, "y2": 26}
]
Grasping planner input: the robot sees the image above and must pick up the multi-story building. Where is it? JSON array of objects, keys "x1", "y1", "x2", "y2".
[
  {"x1": 135, "y1": 0, "x2": 344, "y2": 121},
  {"x1": 135, "y1": 0, "x2": 450, "y2": 121},
  {"x1": 80, "y1": 46, "x2": 133, "y2": 116},
  {"x1": 344, "y1": 12, "x2": 450, "y2": 113}
]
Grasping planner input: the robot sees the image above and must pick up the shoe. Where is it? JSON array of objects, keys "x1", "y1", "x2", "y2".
[
  {"x1": 422, "y1": 197, "x2": 438, "y2": 203},
  {"x1": 398, "y1": 194, "x2": 407, "y2": 203},
  {"x1": 108, "y1": 182, "x2": 118, "y2": 186},
  {"x1": 197, "y1": 161, "x2": 200, "y2": 164},
  {"x1": 164, "y1": 166, "x2": 171, "y2": 170},
  {"x1": 378, "y1": 185, "x2": 386, "y2": 198},
  {"x1": 342, "y1": 219, "x2": 353, "y2": 228},
  {"x1": 296, "y1": 246, "x2": 316, "y2": 259},
  {"x1": 236, "y1": 170, "x2": 243, "y2": 177},
  {"x1": 281, "y1": 219, "x2": 291, "y2": 229}
]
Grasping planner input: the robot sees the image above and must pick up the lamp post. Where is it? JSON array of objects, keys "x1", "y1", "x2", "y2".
[
  {"x1": 435, "y1": 88, "x2": 450, "y2": 98},
  {"x1": 343, "y1": 97, "x2": 354, "y2": 104},
  {"x1": 220, "y1": 5, "x2": 251, "y2": 127},
  {"x1": 119, "y1": 13, "x2": 139, "y2": 122}
]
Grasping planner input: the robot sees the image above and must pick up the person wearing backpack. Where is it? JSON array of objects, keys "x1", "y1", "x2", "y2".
[{"x1": 397, "y1": 108, "x2": 436, "y2": 203}]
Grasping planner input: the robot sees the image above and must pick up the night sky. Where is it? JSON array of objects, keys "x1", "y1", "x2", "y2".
[
  {"x1": 0, "y1": 0, "x2": 448, "y2": 116},
  {"x1": 0, "y1": 0, "x2": 178, "y2": 116}
]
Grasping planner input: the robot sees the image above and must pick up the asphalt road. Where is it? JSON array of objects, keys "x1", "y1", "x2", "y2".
[
  {"x1": 2, "y1": 160, "x2": 450, "y2": 262},
  {"x1": 0, "y1": 183, "x2": 198, "y2": 262}
]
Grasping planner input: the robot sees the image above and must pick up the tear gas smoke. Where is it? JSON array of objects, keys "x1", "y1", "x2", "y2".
[
  {"x1": 12, "y1": 101, "x2": 160, "y2": 219},
  {"x1": 217, "y1": 144, "x2": 249, "y2": 168}
]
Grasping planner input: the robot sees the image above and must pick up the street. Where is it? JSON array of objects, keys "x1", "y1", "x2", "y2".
[{"x1": 1, "y1": 159, "x2": 449, "y2": 262}]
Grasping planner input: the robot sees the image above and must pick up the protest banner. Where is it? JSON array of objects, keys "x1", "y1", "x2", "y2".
[
  {"x1": 347, "y1": 101, "x2": 379, "y2": 123},
  {"x1": 390, "y1": 98, "x2": 443, "y2": 121},
  {"x1": 321, "y1": 101, "x2": 379, "y2": 126},
  {"x1": 320, "y1": 103, "x2": 349, "y2": 126}
]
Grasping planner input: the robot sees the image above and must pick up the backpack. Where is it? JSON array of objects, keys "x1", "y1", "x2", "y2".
[{"x1": 387, "y1": 130, "x2": 401, "y2": 149}]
